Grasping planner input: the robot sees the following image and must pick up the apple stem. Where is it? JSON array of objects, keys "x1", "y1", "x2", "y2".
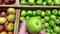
[{"x1": 19, "y1": 19, "x2": 26, "y2": 34}]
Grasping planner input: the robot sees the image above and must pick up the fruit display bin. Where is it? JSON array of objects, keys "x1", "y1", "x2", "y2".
[
  {"x1": 19, "y1": 0, "x2": 60, "y2": 8},
  {"x1": 0, "y1": 7, "x2": 20, "y2": 34},
  {"x1": 1, "y1": 0, "x2": 60, "y2": 8},
  {"x1": 19, "y1": 8, "x2": 60, "y2": 34},
  {"x1": 0, "y1": 0, "x2": 18, "y2": 7}
]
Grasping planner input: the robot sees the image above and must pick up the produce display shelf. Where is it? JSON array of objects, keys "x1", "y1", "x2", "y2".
[
  {"x1": 0, "y1": 0, "x2": 60, "y2": 8},
  {"x1": 0, "y1": 7, "x2": 20, "y2": 34},
  {"x1": 0, "y1": 0, "x2": 60, "y2": 34}
]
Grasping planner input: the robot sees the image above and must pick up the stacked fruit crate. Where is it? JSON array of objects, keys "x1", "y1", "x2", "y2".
[{"x1": 0, "y1": 0, "x2": 60, "y2": 34}]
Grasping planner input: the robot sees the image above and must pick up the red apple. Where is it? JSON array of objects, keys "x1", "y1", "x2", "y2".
[
  {"x1": 5, "y1": 23, "x2": 14, "y2": 31},
  {"x1": 12, "y1": 31, "x2": 14, "y2": 34},
  {"x1": 0, "y1": 0, "x2": 3, "y2": 4},
  {"x1": 1, "y1": 12, "x2": 6, "y2": 17},
  {"x1": 4, "y1": 0, "x2": 10, "y2": 4},
  {"x1": 10, "y1": 0, "x2": 14, "y2": 2},
  {"x1": 0, "y1": 31, "x2": 7, "y2": 34},
  {"x1": 0, "y1": 25, "x2": 4, "y2": 32}
]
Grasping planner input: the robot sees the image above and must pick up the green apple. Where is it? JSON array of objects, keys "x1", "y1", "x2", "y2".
[
  {"x1": 49, "y1": 20, "x2": 55, "y2": 27},
  {"x1": 46, "y1": 32, "x2": 51, "y2": 34},
  {"x1": 54, "y1": 0, "x2": 60, "y2": 5},
  {"x1": 44, "y1": 16, "x2": 50, "y2": 21},
  {"x1": 46, "y1": 10, "x2": 51, "y2": 16},
  {"x1": 44, "y1": 22, "x2": 49, "y2": 28},
  {"x1": 35, "y1": 16, "x2": 41, "y2": 19},
  {"x1": 52, "y1": 9, "x2": 58, "y2": 15},
  {"x1": 53, "y1": 32, "x2": 57, "y2": 34},
  {"x1": 40, "y1": 19, "x2": 46, "y2": 24},
  {"x1": 41, "y1": 11, "x2": 45, "y2": 17},
  {"x1": 58, "y1": 16, "x2": 60, "y2": 19},
  {"x1": 26, "y1": 16, "x2": 30, "y2": 20},
  {"x1": 51, "y1": 2, "x2": 54, "y2": 5},
  {"x1": 50, "y1": 29, "x2": 53, "y2": 33},
  {"x1": 50, "y1": 15, "x2": 56, "y2": 20},
  {"x1": 58, "y1": 10, "x2": 60, "y2": 15},
  {"x1": 53, "y1": 26, "x2": 60, "y2": 33},
  {"x1": 21, "y1": 10, "x2": 26, "y2": 16},
  {"x1": 46, "y1": 0, "x2": 52, "y2": 5},
  {"x1": 32, "y1": 11, "x2": 36, "y2": 16},
  {"x1": 27, "y1": 10, "x2": 32, "y2": 16},
  {"x1": 55, "y1": 19, "x2": 60, "y2": 24},
  {"x1": 20, "y1": 0, "x2": 26, "y2": 5},
  {"x1": 36, "y1": 10, "x2": 42, "y2": 16},
  {"x1": 42, "y1": 1, "x2": 46, "y2": 6},
  {"x1": 7, "y1": 8, "x2": 16, "y2": 14},
  {"x1": 26, "y1": 17, "x2": 42, "y2": 34},
  {"x1": 20, "y1": 17, "x2": 25, "y2": 21},
  {"x1": 36, "y1": 0, "x2": 42, "y2": 5},
  {"x1": 0, "y1": 17, "x2": 7, "y2": 24},
  {"x1": 45, "y1": 28, "x2": 51, "y2": 33},
  {"x1": 6, "y1": 23, "x2": 14, "y2": 31},
  {"x1": 7, "y1": 14, "x2": 15, "y2": 22},
  {"x1": 28, "y1": 0, "x2": 35, "y2": 5}
]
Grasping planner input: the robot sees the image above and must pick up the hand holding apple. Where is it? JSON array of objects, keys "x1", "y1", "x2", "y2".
[{"x1": 19, "y1": 19, "x2": 46, "y2": 34}]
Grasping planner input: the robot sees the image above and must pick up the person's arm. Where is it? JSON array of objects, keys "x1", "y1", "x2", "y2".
[{"x1": 19, "y1": 20, "x2": 26, "y2": 34}]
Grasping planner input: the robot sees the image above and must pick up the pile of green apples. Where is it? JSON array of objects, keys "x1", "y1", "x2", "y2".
[
  {"x1": 20, "y1": 9, "x2": 60, "y2": 34},
  {"x1": 20, "y1": 0, "x2": 60, "y2": 5},
  {"x1": 0, "y1": 8, "x2": 16, "y2": 34}
]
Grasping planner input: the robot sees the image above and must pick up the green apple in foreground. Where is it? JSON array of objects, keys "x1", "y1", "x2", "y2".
[
  {"x1": 5, "y1": 23, "x2": 14, "y2": 31},
  {"x1": 26, "y1": 17, "x2": 42, "y2": 34}
]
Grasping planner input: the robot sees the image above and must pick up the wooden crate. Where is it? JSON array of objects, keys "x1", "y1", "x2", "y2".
[
  {"x1": 18, "y1": 7, "x2": 60, "y2": 34},
  {"x1": 0, "y1": 7, "x2": 20, "y2": 34}
]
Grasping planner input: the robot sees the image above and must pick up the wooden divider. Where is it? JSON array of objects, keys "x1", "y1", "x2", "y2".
[{"x1": 15, "y1": 9, "x2": 20, "y2": 34}]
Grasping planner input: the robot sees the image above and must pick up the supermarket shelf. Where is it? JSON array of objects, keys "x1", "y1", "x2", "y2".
[
  {"x1": 0, "y1": 5, "x2": 18, "y2": 7},
  {"x1": 1, "y1": 5, "x2": 60, "y2": 8},
  {"x1": 19, "y1": 5, "x2": 60, "y2": 8}
]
